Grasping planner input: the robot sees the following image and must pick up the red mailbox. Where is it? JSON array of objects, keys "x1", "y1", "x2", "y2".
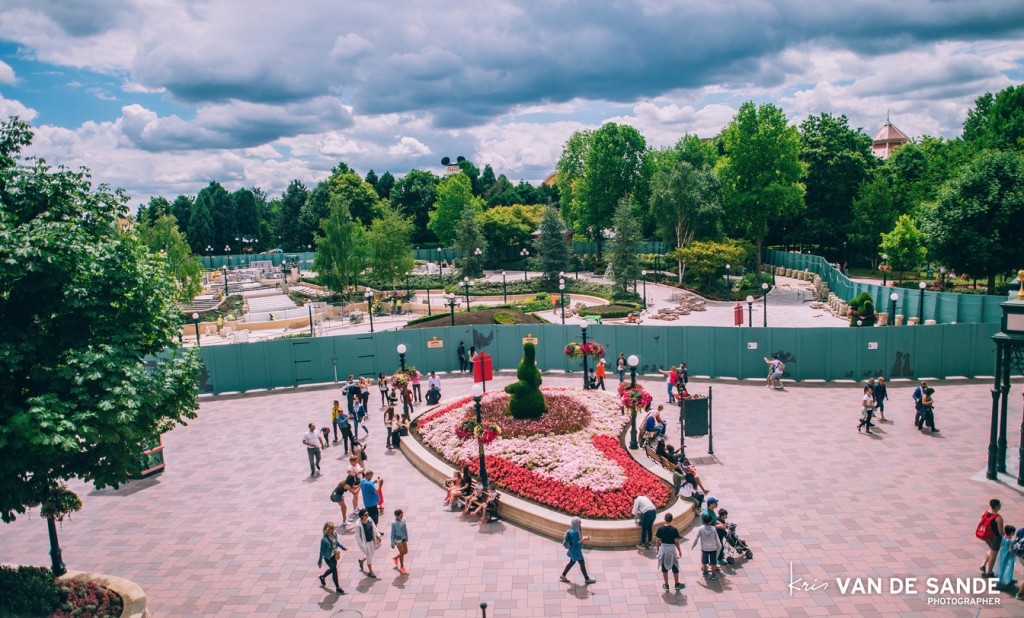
[
  {"x1": 733, "y1": 303, "x2": 744, "y2": 327},
  {"x1": 474, "y1": 352, "x2": 493, "y2": 390}
]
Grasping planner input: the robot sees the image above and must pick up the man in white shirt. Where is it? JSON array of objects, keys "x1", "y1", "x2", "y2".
[
  {"x1": 427, "y1": 372, "x2": 441, "y2": 391},
  {"x1": 632, "y1": 495, "x2": 657, "y2": 549},
  {"x1": 303, "y1": 422, "x2": 325, "y2": 477}
]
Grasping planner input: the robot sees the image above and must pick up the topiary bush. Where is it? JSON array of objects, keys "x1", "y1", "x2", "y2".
[
  {"x1": 849, "y1": 291, "x2": 876, "y2": 326},
  {"x1": 493, "y1": 312, "x2": 516, "y2": 325},
  {"x1": 0, "y1": 565, "x2": 60, "y2": 617},
  {"x1": 504, "y1": 342, "x2": 546, "y2": 419}
]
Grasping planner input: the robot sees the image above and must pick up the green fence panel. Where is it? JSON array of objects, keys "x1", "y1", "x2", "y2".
[
  {"x1": 666, "y1": 326, "x2": 688, "y2": 369},
  {"x1": 709, "y1": 327, "x2": 742, "y2": 378},
  {"x1": 793, "y1": 328, "x2": 827, "y2": 382},
  {"x1": 974, "y1": 323, "x2": 999, "y2": 376},
  {"x1": 824, "y1": 329, "x2": 860, "y2": 381},
  {"x1": 940, "y1": 325, "x2": 974, "y2": 377},
  {"x1": 982, "y1": 297, "x2": 1005, "y2": 323},
  {"x1": 638, "y1": 326, "x2": 670, "y2": 375},
  {"x1": 859, "y1": 328, "x2": 890, "y2": 382},
  {"x1": 737, "y1": 329, "x2": 770, "y2": 379},
  {"x1": 887, "y1": 327, "x2": 921, "y2": 381},
  {"x1": 912, "y1": 327, "x2": 947, "y2": 379},
  {"x1": 958, "y1": 295, "x2": 983, "y2": 323},
  {"x1": 682, "y1": 327, "x2": 715, "y2": 378}
]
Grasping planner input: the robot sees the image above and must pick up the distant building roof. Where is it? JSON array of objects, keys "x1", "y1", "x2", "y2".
[{"x1": 871, "y1": 119, "x2": 910, "y2": 159}]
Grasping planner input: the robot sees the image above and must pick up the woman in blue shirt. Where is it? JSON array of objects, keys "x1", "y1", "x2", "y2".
[
  {"x1": 559, "y1": 516, "x2": 596, "y2": 585},
  {"x1": 317, "y1": 521, "x2": 347, "y2": 594}
]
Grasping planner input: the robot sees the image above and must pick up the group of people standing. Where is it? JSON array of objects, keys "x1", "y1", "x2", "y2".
[
  {"x1": 977, "y1": 498, "x2": 1024, "y2": 599},
  {"x1": 857, "y1": 378, "x2": 940, "y2": 435}
]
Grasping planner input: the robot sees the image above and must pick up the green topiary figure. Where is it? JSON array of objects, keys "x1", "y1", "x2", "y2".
[{"x1": 504, "y1": 342, "x2": 546, "y2": 419}]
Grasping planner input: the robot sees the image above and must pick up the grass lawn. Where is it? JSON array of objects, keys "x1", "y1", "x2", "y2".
[{"x1": 403, "y1": 308, "x2": 547, "y2": 329}]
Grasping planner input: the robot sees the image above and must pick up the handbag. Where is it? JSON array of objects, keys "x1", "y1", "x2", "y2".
[{"x1": 330, "y1": 487, "x2": 343, "y2": 503}]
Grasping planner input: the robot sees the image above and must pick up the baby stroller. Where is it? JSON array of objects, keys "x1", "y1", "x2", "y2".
[
  {"x1": 425, "y1": 386, "x2": 441, "y2": 405},
  {"x1": 722, "y1": 522, "x2": 754, "y2": 563}
]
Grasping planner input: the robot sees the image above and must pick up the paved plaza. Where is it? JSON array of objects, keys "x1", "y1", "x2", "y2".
[{"x1": 2, "y1": 373, "x2": 1023, "y2": 617}]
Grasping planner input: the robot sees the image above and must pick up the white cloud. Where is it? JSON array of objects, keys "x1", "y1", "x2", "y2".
[
  {"x1": 387, "y1": 136, "x2": 430, "y2": 157},
  {"x1": 0, "y1": 94, "x2": 37, "y2": 121},
  {"x1": 0, "y1": 61, "x2": 15, "y2": 84}
]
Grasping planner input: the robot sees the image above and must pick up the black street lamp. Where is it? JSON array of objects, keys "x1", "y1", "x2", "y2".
[
  {"x1": 761, "y1": 282, "x2": 769, "y2": 327},
  {"x1": 520, "y1": 248, "x2": 529, "y2": 281},
  {"x1": 725, "y1": 264, "x2": 731, "y2": 301},
  {"x1": 221, "y1": 265, "x2": 229, "y2": 297},
  {"x1": 471, "y1": 383, "x2": 489, "y2": 487},
  {"x1": 444, "y1": 293, "x2": 460, "y2": 326},
  {"x1": 889, "y1": 292, "x2": 899, "y2": 327},
  {"x1": 918, "y1": 281, "x2": 926, "y2": 323},
  {"x1": 559, "y1": 279, "x2": 566, "y2": 324},
  {"x1": 881, "y1": 253, "x2": 889, "y2": 287},
  {"x1": 473, "y1": 247, "x2": 483, "y2": 277},
  {"x1": 426, "y1": 284, "x2": 432, "y2": 317},
  {"x1": 308, "y1": 304, "x2": 315, "y2": 337},
  {"x1": 501, "y1": 271, "x2": 507, "y2": 303},
  {"x1": 47, "y1": 514, "x2": 66, "y2": 576},
  {"x1": 397, "y1": 343, "x2": 407, "y2": 371},
  {"x1": 642, "y1": 273, "x2": 647, "y2": 310},
  {"x1": 746, "y1": 295, "x2": 754, "y2": 328},
  {"x1": 205, "y1": 245, "x2": 214, "y2": 268},
  {"x1": 364, "y1": 290, "x2": 375, "y2": 333},
  {"x1": 437, "y1": 247, "x2": 443, "y2": 278},
  {"x1": 463, "y1": 277, "x2": 472, "y2": 311},
  {"x1": 581, "y1": 323, "x2": 590, "y2": 390},
  {"x1": 842, "y1": 241, "x2": 847, "y2": 273},
  {"x1": 192, "y1": 312, "x2": 201, "y2": 348},
  {"x1": 628, "y1": 354, "x2": 640, "y2": 450}
]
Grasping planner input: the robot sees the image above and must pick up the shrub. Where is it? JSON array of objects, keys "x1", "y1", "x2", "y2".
[
  {"x1": 578, "y1": 304, "x2": 639, "y2": 319},
  {"x1": 504, "y1": 343, "x2": 546, "y2": 419},
  {"x1": 53, "y1": 579, "x2": 123, "y2": 618},
  {"x1": 0, "y1": 565, "x2": 60, "y2": 617},
  {"x1": 493, "y1": 312, "x2": 516, "y2": 325}
]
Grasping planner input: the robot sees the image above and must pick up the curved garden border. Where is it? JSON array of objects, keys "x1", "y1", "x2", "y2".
[
  {"x1": 59, "y1": 569, "x2": 149, "y2": 618},
  {"x1": 401, "y1": 396, "x2": 695, "y2": 548}
]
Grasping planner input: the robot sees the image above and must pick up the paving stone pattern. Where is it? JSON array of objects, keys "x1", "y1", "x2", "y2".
[{"x1": 1, "y1": 374, "x2": 1023, "y2": 617}]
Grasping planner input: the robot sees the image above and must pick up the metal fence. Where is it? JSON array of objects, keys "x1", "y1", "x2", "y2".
[
  {"x1": 197, "y1": 322, "x2": 1000, "y2": 394},
  {"x1": 201, "y1": 252, "x2": 315, "y2": 270},
  {"x1": 766, "y1": 250, "x2": 1006, "y2": 324}
]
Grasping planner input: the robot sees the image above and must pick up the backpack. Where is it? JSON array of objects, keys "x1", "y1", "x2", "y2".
[
  {"x1": 776, "y1": 361, "x2": 785, "y2": 373},
  {"x1": 975, "y1": 511, "x2": 1000, "y2": 541},
  {"x1": 562, "y1": 531, "x2": 572, "y2": 550},
  {"x1": 1011, "y1": 536, "x2": 1024, "y2": 558}
]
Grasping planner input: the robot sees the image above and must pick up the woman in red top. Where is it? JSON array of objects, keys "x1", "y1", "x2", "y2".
[{"x1": 658, "y1": 366, "x2": 678, "y2": 403}]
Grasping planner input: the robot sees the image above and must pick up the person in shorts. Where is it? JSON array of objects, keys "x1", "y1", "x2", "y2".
[
  {"x1": 655, "y1": 513, "x2": 685, "y2": 591},
  {"x1": 692, "y1": 513, "x2": 723, "y2": 581}
]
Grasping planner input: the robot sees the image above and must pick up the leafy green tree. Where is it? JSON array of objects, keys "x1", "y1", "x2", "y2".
[
  {"x1": 367, "y1": 203, "x2": 415, "y2": 292},
  {"x1": 924, "y1": 150, "x2": 1024, "y2": 293},
  {"x1": 137, "y1": 196, "x2": 171, "y2": 225},
  {"x1": 607, "y1": 197, "x2": 643, "y2": 295},
  {"x1": 0, "y1": 117, "x2": 201, "y2": 525},
  {"x1": 377, "y1": 171, "x2": 395, "y2": 200},
  {"x1": 276, "y1": 180, "x2": 309, "y2": 250},
  {"x1": 555, "y1": 128, "x2": 593, "y2": 215},
  {"x1": 232, "y1": 188, "x2": 261, "y2": 242},
  {"x1": 390, "y1": 169, "x2": 438, "y2": 243},
  {"x1": 186, "y1": 194, "x2": 215, "y2": 255},
  {"x1": 478, "y1": 204, "x2": 543, "y2": 262},
  {"x1": 514, "y1": 180, "x2": 544, "y2": 205},
  {"x1": 429, "y1": 173, "x2": 483, "y2": 246},
  {"x1": 484, "y1": 175, "x2": 517, "y2": 207},
  {"x1": 795, "y1": 113, "x2": 875, "y2": 253},
  {"x1": 328, "y1": 171, "x2": 382, "y2": 227},
  {"x1": 669, "y1": 238, "x2": 750, "y2": 292},
  {"x1": 195, "y1": 181, "x2": 234, "y2": 251},
  {"x1": 299, "y1": 181, "x2": 332, "y2": 244},
  {"x1": 457, "y1": 158, "x2": 482, "y2": 195},
  {"x1": 314, "y1": 200, "x2": 368, "y2": 297},
  {"x1": 137, "y1": 215, "x2": 203, "y2": 301},
  {"x1": 536, "y1": 206, "x2": 571, "y2": 284},
  {"x1": 455, "y1": 209, "x2": 487, "y2": 278},
  {"x1": 850, "y1": 172, "x2": 900, "y2": 259},
  {"x1": 480, "y1": 164, "x2": 497, "y2": 196},
  {"x1": 364, "y1": 169, "x2": 379, "y2": 195},
  {"x1": 717, "y1": 102, "x2": 806, "y2": 270},
  {"x1": 170, "y1": 194, "x2": 193, "y2": 234},
  {"x1": 879, "y1": 214, "x2": 927, "y2": 281},
  {"x1": 648, "y1": 157, "x2": 722, "y2": 249},
  {"x1": 963, "y1": 85, "x2": 1024, "y2": 152}
]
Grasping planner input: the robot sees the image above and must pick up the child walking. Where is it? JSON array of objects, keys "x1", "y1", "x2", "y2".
[
  {"x1": 997, "y1": 524, "x2": 1016, "y2": 590},
  {"x1": 391, "y1": 509, "x2": 410, "y2": 574},
  {"x1": 692, "y1": 513, "x2": 723, "y2": 581}
]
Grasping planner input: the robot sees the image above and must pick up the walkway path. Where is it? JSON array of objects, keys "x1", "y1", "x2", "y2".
[{"x1": 1, "y1": 375, "x2": 1021, "y2": 616}]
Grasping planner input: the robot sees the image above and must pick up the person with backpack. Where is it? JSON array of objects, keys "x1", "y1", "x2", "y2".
[
  {"x1": 559, "y1": 516, "x2": 596, "y2": 585},
  {"x1": 764, "y1": 355, "x2": 784, "y2": 389},
  {"x1": 978, "y1": 498, "x2": 1005, "y2": 578}
]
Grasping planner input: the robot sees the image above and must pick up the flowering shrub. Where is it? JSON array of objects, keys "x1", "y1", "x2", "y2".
[
  {"x1": 391, "y1": 371, "x2": 411, "y2": 388},
  {"x1": 619, "y1": 384, "x2": 652, "y2": 410},
  {"x1": 416, "y1": 387, "x2": 669, "y2": 518},
  {"x1": 564, "y1": 341, "x2": 605, "y2": 359},
  {"x1": 455, "y1": 419, "x2": 502, "y2": 445},
  {"x1": 52, "y1": 579, "x2": 123, "y2": 618}
]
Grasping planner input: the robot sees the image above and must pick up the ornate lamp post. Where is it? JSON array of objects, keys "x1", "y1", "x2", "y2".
[
  {"x1": 725, "y1": 264, "x2": 731, "y2": 301},
  {"x1": 437, "y1": 247, "x2": 443, "y2": 278},
  {"x1": 221, "y1": 265, "x2": 229, "y2": 297},
  {"x1": 364, "y1": 290, "x2": 375, "y2": 333},
  {"x1": 192, "y1": 312, "x2": 201, "y2": 348},
  {"x1": 473, "y1": 247, "x2": 483, "y2": 277},
  {"x1": 445, "y1": 293, "x2": 460, "y2": 327},
  {"x1": 918, "y1": 281, "x2": 927, "y2": 323},
  {"x1": 520, "y1": 248, "x2": 529, "y2": 281},
  {"x1": 940, "y1": 266, "x2": 947, "y2": 290},
  {"x1": 746, "y1": 295, "x2": 754, "y2": 327},
  {"x1": 761, "y1": 282, "x2": 769, "y2": 327},
  {"x1": 463, "y1": 277, "x2": 472, "y2": 310},
  {"x1": 559, "y1": 278, "x2": 566, "y2": 324},
  {"x1": 205, "y1": 245, "x2": 214, "y2": 268},
  {"x1": 501, "y1": 271, "x2": 507, "y2": 303},
  {"x1": 889, "y1": 292, "x2": 899, "y2": 327},
  {"x1": 881, "y1": 253, "x2": 889, "y2": 287},
  {"x1": 397, "y1": 343, "x2": 407, "y2": 371},
  {"x1": 581, "y1": 323, "x2": 590, "y2": 390},
  {"x1": 628, "y1": 354, "x2": 640, "y2": 449},
  {"x1": 471, "y1": 383, "x2": 489, "y2": 487}
]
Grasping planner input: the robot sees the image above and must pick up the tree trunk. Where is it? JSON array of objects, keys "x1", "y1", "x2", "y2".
[
  {"x1": 755, "y1": 236, "x2": 763, "y2": 274},
  {"x1": 987, "y1": 273, "x2": 996, "y2": 295}
]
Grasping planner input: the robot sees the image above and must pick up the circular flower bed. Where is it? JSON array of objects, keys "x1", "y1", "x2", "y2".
[{"x1": 415, "y1": 387, "x2": 670, "y2": 519}]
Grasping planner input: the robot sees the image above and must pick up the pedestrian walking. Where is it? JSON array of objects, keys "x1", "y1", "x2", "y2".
[
  {"x1": 655, "y1": 513, "x2": 685, "y2": 591},
  {"x1": 616, "y1": 353, "x2": 626, "y2": 382},
  {"x1": 978, "y1": 499, "x2": 1005, "y2": 578},
  {"x1": 390, "y1": 410, "x2": 405, "y2": 450},
  {"x1": 872, "y1": 377, "x2": 889, "y2": 422},
  {"x1": 912, "y1": 380, "x2": 927, "y2": 426},
  {"x1": 692, "y1": 513, "x2": 723, "y2": 581},
  {"x1": 411, "y1": 369, "x2": 422, "y2": 403},
  {"x1": 345, "y1": 455, "x2": 363, "y2": 517},
  {"x1": 317, "y1": 521, "x2": 347, "y2": 594},
  {"x1": 658, "y1": 366, "x2": 678, "y2": 403},
  {"x1": 632, "y1": 495, "x2": 657, "y2": 549},
  {"x1": 857, "y1": 385, "x2": 876, "y2": 434},
  {"x1": 337, "y1": 405, "x2": 353, "y2": 455},
  {"x1": 330, "y1": 400, "x2": 343, "y2": 444},
  {"x1": 377, "y1": 373, "x2": 389, "y2": 408},
  {"x1": 917, "y1": 388, "x2": 939, "y2": 432},
  {"x1": 303, "y1": 423, "x2": 324, "y2": 477},
  {"x1": 997, "y1": 524, "x2": 1017, "y2": 590},
  {"x1": 354, "y1": 509, "x2": 381, "y2": 578},
  {"x1": 360, "y1": 470, "x2": 383, "y2": 524},
  {"x1": 559, "y1": 516, "x2": 596, "y2": 584},
  {"x1": 458, "y1": 341, "x2": 468, "y2": 373},
  {"x1": 384, "y1": 406, "x2": 395, "y2": 449},
  {"x1": 702, "y1": 497, "x2": 727, "y2": 562},
  {"x1": 594, "y1": 359, "x2": 606, "y2": 390},
  {"x1": 352, "y1": 397, "x2": 370, "y2": 439},
  {"x1": 391, "y1": 509, "x2": 410, "y2": 574},
  {"x1": 342, "y1": 375, "x2": 357, "y2": 416},
  {"x1": 358, "y1": 376, "x2": 370, "y2": 412}
]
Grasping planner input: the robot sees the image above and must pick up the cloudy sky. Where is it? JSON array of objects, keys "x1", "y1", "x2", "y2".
[{"x1": 1, "y1": 0, "x2": 1022, "y2": 207}]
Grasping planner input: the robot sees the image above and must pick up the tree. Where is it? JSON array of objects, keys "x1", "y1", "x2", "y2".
[
  {"x1": 137, "y1": 215, "x2": 203, "y2": 302},
  {"x1": 186, "y1": 194, "x2": 214, "y2": 255},
  {"x1": 480, "y1": 164, "x2": 497, "y2": 196},
  {"x1": 924, "y1": 150, "x2": 1024, "y2": 293},
  {"x1": 648, "y1": 157, "x2": 723, "y2": 250},
  {"x1": 137, "y1": 196, "x2": 170, "y2": 225},
  {"x1": 963, "y1": 85, "x2": 1024, "y2": 152},
  {"x1": 232, "y1": 188, "x2": 261, "y2": 242},
  {"x1": 850, "y1": 172, "x2": 899, "y2": 259},
  {"x1": 457, "y1": 158, "x2": 482, "y2": 195},
  {"x1": 536, "y1": 206, "x2": 571, "y2": 284},
  {"x1": 276, "y1": 180, "x2": 309, "y2": 250},
  {"x1": 377, "y1": 171, "x2": 395, "y2": 200},
  {"x1": 429, "y1": 173, "x2": 483, "y2": 246},
  {"x1": 879, "y1": 214, "x2": 927, "y2": 281},
  {"x1": 717, "y1": 101, "x2": 806, "y2": 270},
  {"x1": 669, "y1": 239, "x2": 750, "y2": 292},
  {"x1": 390, "y1": 169, "x2": 438, "y2": 243},
  {"x1": 366, "y1": 203, "x2": 414, "y2": 291},
  {"x1": 195, "y1": 181, "x2": 233, "y2": 251},
  {"x1": 607, "y1": 197, "x2": 643, "y2": 295},
  {"x1": 327, "y1": 171, "x2": 382, "y2": 227},
  {"x1": 170, "y1": 194, "x2": 193, "y2": 235},
  {"x1": 0, "y1": 117, "x2": 201, "y2": 526},
  {"x1": 484, "y1": 175, "x2": 517, "y2": 207},
  {"x1": 478, "y1": 204, "x2": 543, "y2": 262},
  {"x1": 795, "y1": 113, "x2": 875, "y2": 253},
  {"x1": 455, "y1": 209, "x2": 487, "y2": 278},
  {"x1": 314, "y1": 200, "x2": 368, "y2": 297}
]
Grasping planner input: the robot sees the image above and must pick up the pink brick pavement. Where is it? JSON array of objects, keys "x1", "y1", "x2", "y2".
[{"x1": 1, "y1": 373, "x2": 1023, "y2": 617}]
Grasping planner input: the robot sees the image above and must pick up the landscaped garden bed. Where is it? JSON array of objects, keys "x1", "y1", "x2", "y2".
[{"x1": 414, "y1": 387, "x2": 670, "y2": 519}]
